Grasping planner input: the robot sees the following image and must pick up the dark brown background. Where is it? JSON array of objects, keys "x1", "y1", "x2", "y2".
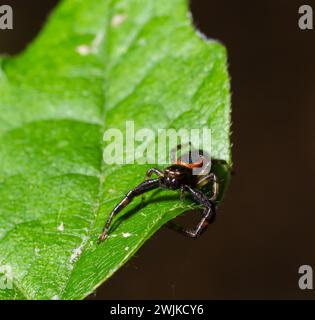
[{"x1": 0, "y1": 0, "x2": 314, "y2": 299}]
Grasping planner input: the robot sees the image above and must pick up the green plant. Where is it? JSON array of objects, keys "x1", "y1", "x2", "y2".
[{"x1": 0, "y1": 0, "x2": 231, "y2": 299}]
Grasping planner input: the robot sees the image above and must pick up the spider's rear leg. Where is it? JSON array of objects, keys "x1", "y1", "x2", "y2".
[
  {"x1": 167, "y1": 185, "x2": 216, "y2": 239},
  {"x1": 196, "y1": 172, "x2": 219, "y2": 201}
]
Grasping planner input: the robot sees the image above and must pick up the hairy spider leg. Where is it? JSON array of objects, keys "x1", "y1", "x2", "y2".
[{"x1": 98, "y1": 178, "x2": 160, "y2": 243}]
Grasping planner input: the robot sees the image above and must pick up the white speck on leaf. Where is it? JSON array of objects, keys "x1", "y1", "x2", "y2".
[
  {"x1": 34, "y1": 248, "x2": 40, "y2": 255},
  {"x1": 51, "y1": 295, "x2": 60, "y2": 300},
  {"x1": 125, "y1": 246, "x2": 129, "y2": 251},
  {"x1": 57, "y1": 222, "x2": 64, "y2": 232},
  {"x1": 111, "y1": 14, "x2": 127, "y2": 27},
  {"x1": 76, "y1": 30, "x2": 104, "y2": 56},
  {"x1": 122, "y1": 232, "x2": 131, "y2": 238},
  {"x1": 76, "y1": 45, "x2": 91, "y2": 56},
  {"x1": 109, "y1": 234, "x2": 118, "y2": 238},
  {"x1": 70, "y1": 236, "x2": 88, "y2": 263}
]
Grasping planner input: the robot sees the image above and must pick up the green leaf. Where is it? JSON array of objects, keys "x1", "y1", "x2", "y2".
[{"x1": 0, "y1": 0, "x2": 231, "y2": 300}]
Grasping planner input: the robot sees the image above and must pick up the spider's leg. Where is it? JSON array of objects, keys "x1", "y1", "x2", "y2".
[
  {"x1": 98, "y1": 178, "x2": 160, "y2": 243},
  {"x1": 196, "y1": 173, "x2": 219, "y2": 201},
  {"x1": 141, "y1": 168, "x2": 163, "y2": 204},
  {"x1": 180, "y1": 185, "x2": 185, "y2": 202},
  {"x1": 145, "y1": 167, "x2": 164, "y2": 179},
  {"x1": 167, "y1": 185, "x2": 216, "y2": 239}
]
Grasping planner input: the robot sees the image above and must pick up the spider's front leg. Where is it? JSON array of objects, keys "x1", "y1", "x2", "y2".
[
  {"x1": 141, "y1": 168, "x2": 164, "y2": 205},
  {"x1": 168, "y1": 185, "x2": 216, "y2": 239},
  {"x1": 145, "y1": 167, "x2": 164, "y2": 179},
  {"x1": 98, "y1": 178, "x2": 160, "y2": 243}
]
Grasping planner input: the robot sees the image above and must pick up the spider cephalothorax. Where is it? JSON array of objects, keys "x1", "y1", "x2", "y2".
[
  {"x1": 159, "y1": 164, "x2": 197, "y2": 190},
  {"x1": 97, "y1": 145, "x2": 219, "y2": 243}
]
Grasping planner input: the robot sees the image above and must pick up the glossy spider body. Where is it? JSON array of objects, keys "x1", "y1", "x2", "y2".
[{"x1": 98, "y1": 147, "x2": 219, "y2": 243}]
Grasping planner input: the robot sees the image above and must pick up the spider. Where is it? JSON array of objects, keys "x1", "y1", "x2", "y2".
[{"x1": 97, "y1": 144, "x2": 219, "y2": 243}]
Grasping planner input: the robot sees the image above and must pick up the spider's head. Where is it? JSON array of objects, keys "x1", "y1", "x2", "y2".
[{"x1": 160, "y1": 164, "x2": 195, "y2": 190}]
